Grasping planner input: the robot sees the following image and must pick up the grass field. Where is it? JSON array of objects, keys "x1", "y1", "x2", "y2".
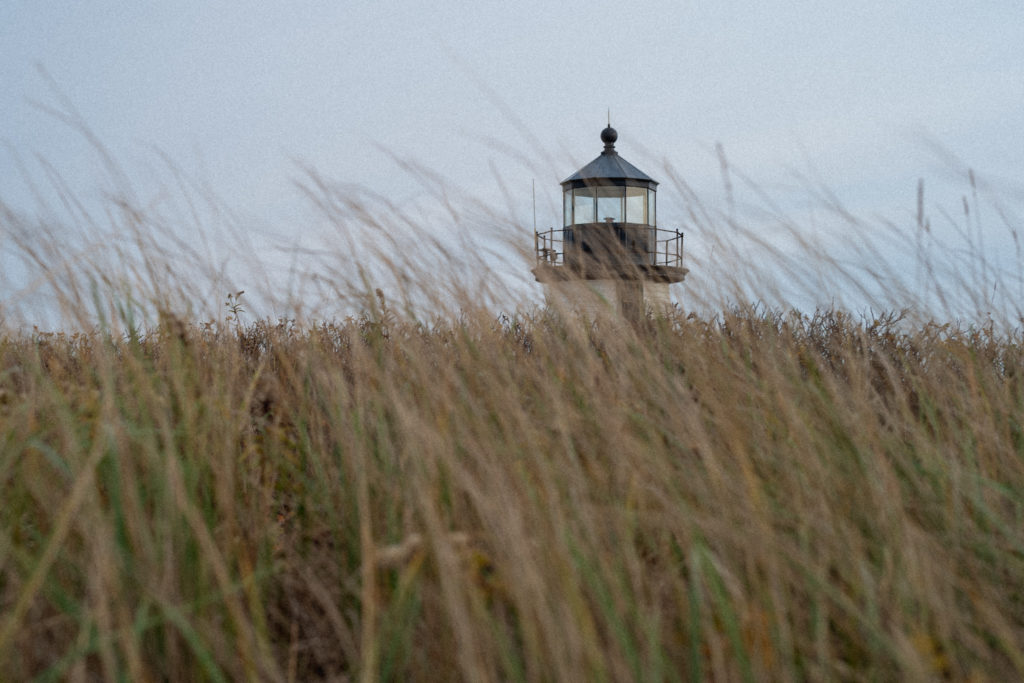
[
  {"x1": 3, "y1": 147, "x2": 1024, "y2": 680},
  {"x1": 2, "y1": 298, "x2": 1024, "y2": 681}
]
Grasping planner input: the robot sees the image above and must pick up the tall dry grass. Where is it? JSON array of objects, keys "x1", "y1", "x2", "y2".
[
  {"x1": 2, "y1": 136, "x2": 1024, "y2": 680},
  {"x1": 2, "y1": 300, "x2": 1024, "y2": 680}
]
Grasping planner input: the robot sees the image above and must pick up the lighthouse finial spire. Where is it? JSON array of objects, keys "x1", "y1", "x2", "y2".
[{"x1": 600, "y1": 116, "x2": 617, "y2": 153}]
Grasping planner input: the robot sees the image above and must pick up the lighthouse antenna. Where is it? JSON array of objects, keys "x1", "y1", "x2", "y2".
[{"x1": 532, "y1": 179, "x2": 537, "y2": 232}]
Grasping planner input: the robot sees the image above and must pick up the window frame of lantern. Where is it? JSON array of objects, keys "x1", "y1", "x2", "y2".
[
  {"x1": 625, "y1": 186, "x2": 647, "y2": 224},
  {"x1": 572, "y1": 187, "x2": 596, "y2": 224},
  {"x1": 595, "y1": 186, "x2": 625, "y2": 223}
]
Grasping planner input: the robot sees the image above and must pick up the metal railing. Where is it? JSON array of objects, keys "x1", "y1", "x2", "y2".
[
  {"x1": 535, "y1": 227, "x2": 564, "y2": 265},
  {"x1": 534, "y1": 226, "x2": 684, "y2": 268}
]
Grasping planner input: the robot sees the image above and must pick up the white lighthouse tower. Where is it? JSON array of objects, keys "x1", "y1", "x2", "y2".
[{"x1": 533, "y1": 125, "x2": 687, "y2": 322}]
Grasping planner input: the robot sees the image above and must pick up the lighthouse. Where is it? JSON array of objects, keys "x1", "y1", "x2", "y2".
[{"x1": 534, "y1": 125, "x2": 686, "y2": 322}]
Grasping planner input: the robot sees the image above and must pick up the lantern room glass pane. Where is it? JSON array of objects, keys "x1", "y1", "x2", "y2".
[
  {"x1": 595, "y1": 186, "x2": 624, "y2": 222},
  {"x1": 573, "y1": 188, "x2": 595, "y2": 224},
  {"x1": 648, "y1": 190, "x2": 656, "y2": 227},
  {"x1": 563, "y1": 190, "x2": 572, "y2": 227},
  {"x1": 625, "y1": 187, "x2": 647, "y2": 224}
]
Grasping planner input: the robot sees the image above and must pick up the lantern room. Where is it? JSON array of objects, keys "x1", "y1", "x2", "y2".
[
  {"x1": 558, "y1": 125, "x2": 662, "y2": 268},
  {"x1": 533, "y1": 123, "x2": 686, "y2": 322},
  {"x1": 562, "y1": 125, "x2": 656, "y2": 228}
]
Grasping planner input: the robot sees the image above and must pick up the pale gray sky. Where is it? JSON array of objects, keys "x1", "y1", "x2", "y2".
[{"x1": 2, "y1": 1, "x2": 1023, "y2": 323}]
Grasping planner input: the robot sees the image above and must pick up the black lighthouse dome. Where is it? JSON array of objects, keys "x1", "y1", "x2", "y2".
[
  {"x1": 600, "y1": 124, "x2": 618, "y2": 147},
  {"x1": 561, "y1": 126, "x2": 657, "y2": 231}
]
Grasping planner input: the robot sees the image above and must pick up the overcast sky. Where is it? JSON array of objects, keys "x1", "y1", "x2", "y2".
[{"x1": 2, "y1": 1, "x2": 1023, "y2": 323}]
